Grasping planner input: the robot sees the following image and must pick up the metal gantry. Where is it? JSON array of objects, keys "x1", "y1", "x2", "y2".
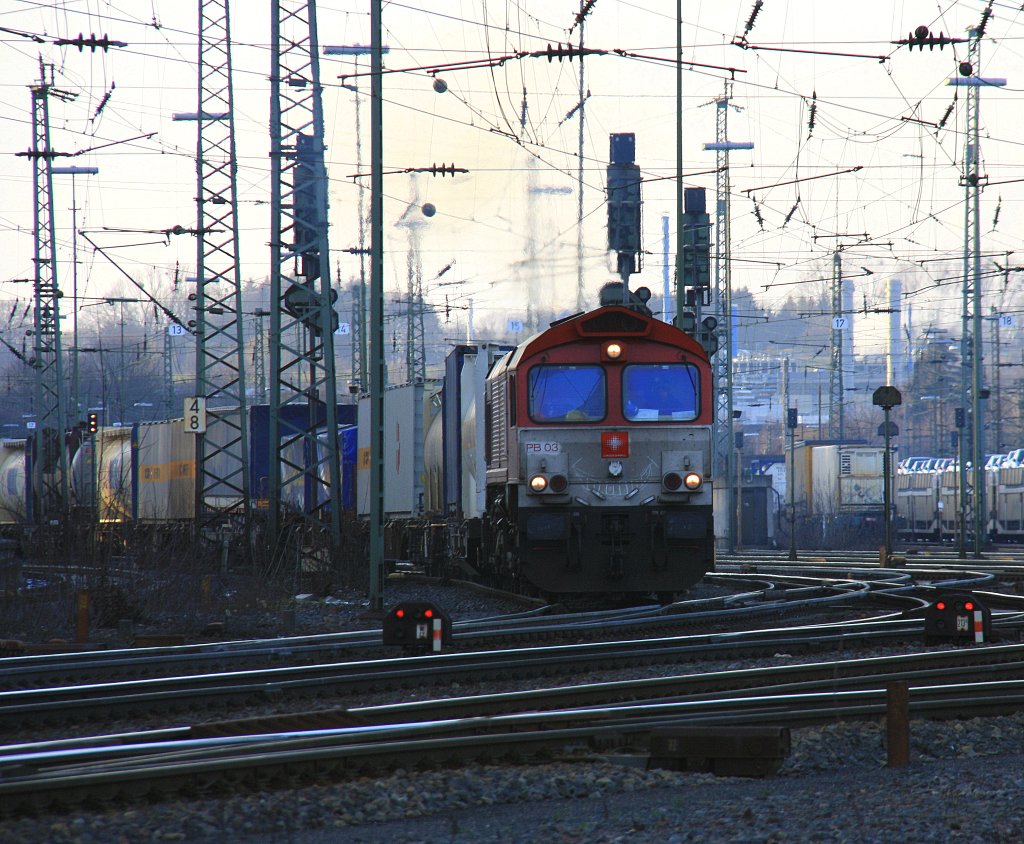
[
  {"x1": 269, "y1": 0, "x2": 342, "y2": 558},
  {"x1": 27, "y1": 62, "x2": 70, "y2": 524},
  {"x1": 192, "y1": 0, "x2": 251, "y2": 541}
]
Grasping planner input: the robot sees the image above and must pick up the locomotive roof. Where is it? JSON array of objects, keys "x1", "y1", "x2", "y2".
[{"x1": 497, "y1": 305, "x2": 709, "y2": 374}]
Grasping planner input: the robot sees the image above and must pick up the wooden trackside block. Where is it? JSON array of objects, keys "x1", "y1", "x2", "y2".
[{"x1": 648, "y1": 726, "x2": 791, "y2": 777}]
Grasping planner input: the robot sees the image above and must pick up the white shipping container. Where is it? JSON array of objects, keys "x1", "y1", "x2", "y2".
[
  {"x1": 809, "y1": 445, "x2": 886, "y2": 514},
  {"x1": 357, "y1": 381, "x2": 441, "y2": 518}
]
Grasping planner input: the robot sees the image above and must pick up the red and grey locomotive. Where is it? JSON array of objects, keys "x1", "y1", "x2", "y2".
[
  {"x1": 474, "y1": 287, "x2": 715, "y2": 601},
  {"x1": 364, "y1": 285, "x2": 716, "y2": 602}
]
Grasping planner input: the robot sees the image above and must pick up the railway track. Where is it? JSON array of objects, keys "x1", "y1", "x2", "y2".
[
  {"x1": 4, "y1": 560, "x2": 1024, "y2": 812},
  {"x1": 4, "y1": 643, "x2": 1024, "y2": 814},
  {"x1": 3, "y1": 577, "x2": 1023, "y2": 732},
  {"x1": 4, "y1": 562, "x2": 1024, "y2": 816},
  {"x1": 718, "y1": 549, "x2": 1024, "y2": 582},
  {"x1": 0, "y1": 572, "x2": 896, "y2": 692}
]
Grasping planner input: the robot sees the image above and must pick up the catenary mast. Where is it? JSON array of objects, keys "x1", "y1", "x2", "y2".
[
  {"x1": 268, "y1": 0, "x2": 343, "y2": 565},
  {"x1": 185, "y1": 0, "x2": 252, "y2": 547}
]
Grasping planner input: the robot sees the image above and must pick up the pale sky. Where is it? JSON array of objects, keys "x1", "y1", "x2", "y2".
[{"x1": 1, "y1": 1, "x2": 1022, "y2": 361}]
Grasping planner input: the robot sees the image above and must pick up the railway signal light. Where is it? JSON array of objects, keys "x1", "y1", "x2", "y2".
[
  {"x1": 382, "y1": 602, "x2": 451, "y2": 653},
  {"x1": 924, "y1": 592, "x2": 991, "y2": 643},
  {"x1": 87, "y1": 412, "x2": 99, "y2": 434},
  {"x1": 282, "y1": 283, "x2": 339, "y2": 336}
]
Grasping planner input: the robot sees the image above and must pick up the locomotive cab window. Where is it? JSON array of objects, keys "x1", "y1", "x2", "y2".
[
  {"x1": 623, "y1": 364, "x2": 699, "y2": 421},
  {"x1": 528, "y1": 365, "x2": 606, "y2": 423}
]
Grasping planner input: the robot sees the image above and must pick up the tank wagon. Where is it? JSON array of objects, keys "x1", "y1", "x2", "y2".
[
  {"x1": 0, "y1": 440, "x2": 28, "y2": 524},
  {"x1": 0, "y1": 405, "x2": 357, "y2": 534}
]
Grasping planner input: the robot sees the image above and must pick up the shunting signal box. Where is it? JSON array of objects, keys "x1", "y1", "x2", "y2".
[
  {"x1": 382, "y1": 602, "x2": 452, "y2": 653},
  {"x1": 924, "y1": 592, "x2": 992, "y2": 644}
]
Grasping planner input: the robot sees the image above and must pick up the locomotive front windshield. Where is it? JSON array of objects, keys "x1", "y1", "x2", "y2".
[
  {"x1": 528, "y1": 365, "x2": 606, "y2": 422},
  {"x1": 623, "y1": 364, "x2": 699, "y2": 421}
]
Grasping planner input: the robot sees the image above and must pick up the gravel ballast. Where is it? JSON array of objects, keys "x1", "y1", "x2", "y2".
[
  {"x1": 4, "y1": 580, "x2": 1024, "y2": 842},
  {"x1": 2, "y1": 716, "x2": 1023, "y2": 843}
]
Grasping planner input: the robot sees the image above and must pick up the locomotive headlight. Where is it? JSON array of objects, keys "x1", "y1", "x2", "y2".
[
  {"x1": 683, "y1": 472, "x2": 703, "y2": 491},
  {"x1": 663, "y1": 471, "x2": 683, "y2": 491},
  {"x1": 602, "y1": 341, "x2": 625, "y2": 361},
  {"x1": 549, "y1": 474, "x2": 568, "y2": 493},
  {"x1": 529, "y1": 474, "x2": 548, "y2": 492}
]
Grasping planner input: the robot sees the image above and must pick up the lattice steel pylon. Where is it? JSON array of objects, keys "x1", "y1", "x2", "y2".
[
  {"x1": 705, "y1": 82, "x2": 752, "y2": 551},
  {"x1": 27, "y1": 62, "x2": 70, "y2": 525},
  {"x1": 268, "y1": 0, "x2": 342, "y2": 558},
  {"x1": 829, "y1": 250, "x2": 845, "y2": 440},
  {"x1": 955, "y1": 24, "x2": 1002, "y2": 556},
  {"x1": 193, "y1": 0, "x2": 251, "y2": 544},
  {"x1": 350, "y1": 65, "x2": 369, "y2": 393},
  {"x1": 399, "y1": 176, "x2": 426, "y2": 384},
  {"x1": 250, "y1": 310, "x2": 268, "y2": 404},
  {"x1": 164, "y1": 330, "x2": 175, "y2": 417}
]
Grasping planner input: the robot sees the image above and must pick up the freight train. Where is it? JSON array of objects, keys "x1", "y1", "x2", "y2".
[
  {"x1": 0, "y1": 285, "x2": 717, "y2": 602},
  {"x1": 0, "y1": 405, "x2": 357, "y2": 533},
  {"x1": 895, "y1": 452, "x2": 1024, "y2": 542},
  {"x1": 786, "y1": 443, "x2": 889, "y2": 549},
  {"x1": 358, "y1": 283, "x2": 717, "y2": 602}
]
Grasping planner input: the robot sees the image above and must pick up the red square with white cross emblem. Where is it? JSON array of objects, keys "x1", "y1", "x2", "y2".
[{"x1": 601, "y1": 431, "x2": 629, "y2": 459}]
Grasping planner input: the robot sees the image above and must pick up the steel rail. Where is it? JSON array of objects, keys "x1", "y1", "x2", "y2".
[
  {"x1": 719, "y1": 551, "x2": 1024, "y2": 581},
  {"x1": 8, "y1": 642, "x2": 1024, "y2": 759},
  {"x1": 0, "y1": 611, "x2": 1002, "y2": 730},
  {"x1": 2, "y1": 674, "x2": 1024, "y2": 814},
  {"x1": 0, "y1": 578, "x2": 868, "y2": 690}
]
